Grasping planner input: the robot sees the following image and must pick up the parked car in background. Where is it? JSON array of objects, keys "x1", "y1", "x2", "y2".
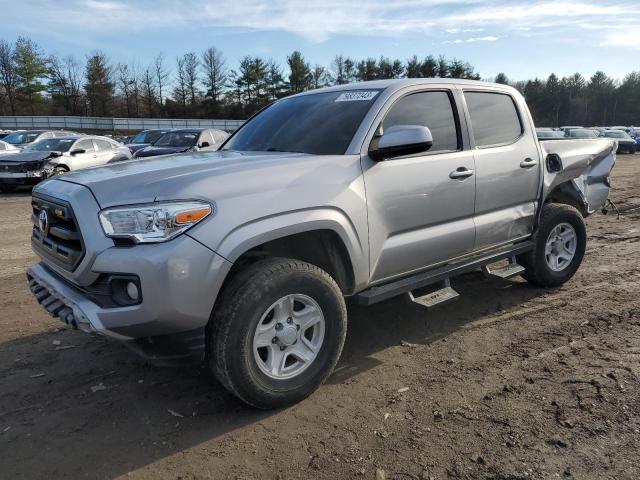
[
  {"x1": 566, "y1": 129, "x2": 599, "y2": 138},
  {"x1": 0, "y1": 135, "x2": 132, "y2": 190},
  {"x1": 602, "y1": 130, "x2": 636, "y2": 154},
  {"x1": 536, "y1": 129, "x2": 565, "y2": 140},
  {"x1": 133, "y1": 128, "x2": 229, "y2": 159},
  {"x1": 125, "y1": 129, "x2": 173, "y2": 155},
  {"x1": 0, "y1": 139, "x2": 20, "y2": 153},
  {"x1": 559, "y1": 126, "x2": 583, "y2": 134},
  {"x1": 2, "y1": 130, "x2": 77, "y2": 150}
]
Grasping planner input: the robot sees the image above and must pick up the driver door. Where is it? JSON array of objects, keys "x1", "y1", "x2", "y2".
[{"x1": 362, "y1": 89, "x2": 477, "y2": 283}]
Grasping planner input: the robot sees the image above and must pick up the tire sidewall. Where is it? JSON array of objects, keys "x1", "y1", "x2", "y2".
[
  {"x1": 223, "y1": 266, "x2": 346, "y2": 405},
  {"x1": 534, "y1": 207, "x2": 586, "y2": 285}
]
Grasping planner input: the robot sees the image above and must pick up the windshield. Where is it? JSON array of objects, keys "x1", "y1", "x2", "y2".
[
  {"x1": 223, "y1": 90, "x2": 381, "y2": 155},
  {"x1": 605, "y1": 130, "x2": 629, "y2": 139},
  {"x1": 154, "y1": 131, "x2": 199, "y2": 147},
  {"x1": 23, "y1": 138, "x2": 76, "y2": 152},
  {"x1": 3, "y1": 131, "x2": 41, "y2": 145},
  {"x1": 131, "y1": 130, "x2": 166, "y2": 144},
  {"x1": 568, "y1": 129, "x2": 597, "y2": 138}
]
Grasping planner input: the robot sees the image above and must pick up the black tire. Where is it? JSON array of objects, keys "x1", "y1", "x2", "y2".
[
  {"x1": 208, "y1": 257, "x2": 347, "y2": 409},
  {"x1": 518, "y1": 204, "x2": 586, "y2": 288}
]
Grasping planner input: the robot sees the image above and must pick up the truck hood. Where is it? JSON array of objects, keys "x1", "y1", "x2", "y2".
[
  {"x1": 50, "y1": 150, "x2": 308, "y2": 208},
  {"x1": 541, "y1": 138, "x2": 616, "y2": 214}
]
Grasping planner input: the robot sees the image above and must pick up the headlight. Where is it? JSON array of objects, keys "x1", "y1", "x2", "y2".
[{"x1": 99, "y1": 201, "x2": 212, "y2": 243}]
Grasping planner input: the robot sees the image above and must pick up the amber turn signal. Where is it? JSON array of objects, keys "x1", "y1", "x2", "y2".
[{"x1": 175, "y1": 206, "x2": 212, "y2": 224}]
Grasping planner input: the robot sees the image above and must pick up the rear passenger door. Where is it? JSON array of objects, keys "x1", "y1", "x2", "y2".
[
  {"x1": 362, "y1": 89, "x2": 477, "y2": 283},
  {"x1": 463, "y1": 90, "x2": 542, "y2": 250}
]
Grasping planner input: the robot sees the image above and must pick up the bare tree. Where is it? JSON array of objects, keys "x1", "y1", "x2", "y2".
[
  {"x1": 48, "y1": 54, "x2": 83, "y2": 114},
  {"x1": 117, "y1": 63, "x2": 132, "y2": 117},
  {"x1": 183, "y1": 52, "x2": 199, "y2": 107},
  {"x1": 0, "y1": 40, "x2": 18, "y2": 114},
  {"x1": 153, "y1": 53, "x2": 170, "y2": 113},
  {"x1": 173, "y1": 56, "x2": 188, "y2": 114},
  {"x1": 201, "y1": 47, "x2": 227, "y2": 112},
  {"x1": 141, "y1": 67, "x2": 156, "y2": 116}
]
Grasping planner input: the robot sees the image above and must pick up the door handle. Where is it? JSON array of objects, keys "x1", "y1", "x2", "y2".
[
  {"x1": 520, "y1": 158, "x2": 538, "y2": 168},
  {"x1": 449, "y1": 167, "x2": 474, "y2": 179}
]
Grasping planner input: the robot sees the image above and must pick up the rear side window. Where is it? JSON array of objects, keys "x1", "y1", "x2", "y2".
[
  {"x1": 95, "y1": 139, "x2": 114, "y2": 151},
  {"x1": 464, "y1": 92, "x2": 522, "y2": 147},
  {"x1": 383, "y1": 91, "x2": 459, "y2": 153},
  {"x1": 75, "y1": 139, "x2": 95, "y2": 152}
]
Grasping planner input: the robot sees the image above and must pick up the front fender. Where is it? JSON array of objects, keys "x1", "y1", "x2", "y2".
[{"x1": 191, "y1": 207, "x2": 370, "y2": 291}]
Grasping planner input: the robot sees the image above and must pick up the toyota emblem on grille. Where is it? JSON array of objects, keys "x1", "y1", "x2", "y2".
[{"x1": 38, "y1": 209, "x2": 49, "y2": 234}]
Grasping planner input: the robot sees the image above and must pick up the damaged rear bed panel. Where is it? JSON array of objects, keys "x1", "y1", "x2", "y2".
[{"x1": 540, "y1": 138, "x2": 617, "y2": 215}]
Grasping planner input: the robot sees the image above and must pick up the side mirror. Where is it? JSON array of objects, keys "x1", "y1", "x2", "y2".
[
  {"x1": 199, "y1": 141, "x2": 210, "y2": 148},
  {"x1": 70, "y1": 148, "x2": 86, "y2": 155},
  {"x1": 369, "y1": 125, "x2": 433, "y2": 161}
]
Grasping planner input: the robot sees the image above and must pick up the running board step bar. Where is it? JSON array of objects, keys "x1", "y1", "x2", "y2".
[
  {"x1": 356, "y1": 241, "x2": 534, "y2": 306},
  {"x1": 482, "y1": 257, "x2": 525, "y2": 280},
  {"x1": 408, "y1": 279, "x2": 459, "y2": 308}
]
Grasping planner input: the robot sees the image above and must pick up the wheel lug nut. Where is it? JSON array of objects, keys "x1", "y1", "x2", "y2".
[
  {"x1": 296, "y1": 324, "x2": 300, "y2": 330},
  {"x1": 272, "y1": 337, "x2": 278, "y2": 344},
  {"x1": 280, "y1": 346, "x2": 286, "y2": 351},
  {"x1": 287, "y1": 317, "x2": 293, "y2": 324},
  {"x1": 276, "y1": 323, "x2": 282, "y2": 330}
]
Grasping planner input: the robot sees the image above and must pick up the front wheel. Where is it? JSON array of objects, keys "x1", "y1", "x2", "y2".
[
  {"x1": 518, "y1": 204, "x2": 587, "y2": 288},
  {"x1": 208, "y1": 258, "x2": 347, "y2": 409}
]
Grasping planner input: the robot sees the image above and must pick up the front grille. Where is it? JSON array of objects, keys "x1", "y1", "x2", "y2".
[
  {"x1": 0, "y1": 161, "x2": 45, "y2": 173},
  {"x1": 31, "y1": 195, "x2": 85, "y2": 271},
  {"x1": 0, "y1": 162, "x2": 26, "y2": 173}
]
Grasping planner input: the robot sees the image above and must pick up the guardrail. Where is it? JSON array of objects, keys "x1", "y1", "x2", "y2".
[{"x1": 0, "y1": 116, "x2": 245, "y2": 132}]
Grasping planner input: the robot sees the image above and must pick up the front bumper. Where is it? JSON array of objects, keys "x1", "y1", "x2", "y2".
[{"x1": 27, "y1": 234, "x2": 233, "y2": 364}]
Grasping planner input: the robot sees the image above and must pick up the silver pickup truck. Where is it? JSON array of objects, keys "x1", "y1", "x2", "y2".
[{"x1": 27, "y1": 79, "x2": 616, "y2": 408}]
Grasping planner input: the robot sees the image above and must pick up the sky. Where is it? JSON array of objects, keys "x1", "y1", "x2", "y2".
[{"x1": 1, "y1": 0, "x2": 639, "y2": 81}]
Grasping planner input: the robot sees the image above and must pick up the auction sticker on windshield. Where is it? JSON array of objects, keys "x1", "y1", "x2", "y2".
[{"x1": 335, "y1": 91, "x2": 379, "y2": 102}]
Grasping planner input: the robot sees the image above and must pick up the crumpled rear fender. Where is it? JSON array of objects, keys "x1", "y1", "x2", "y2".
[{"x1": 540, "y1": 138, "x2": 616, "y2": 215}]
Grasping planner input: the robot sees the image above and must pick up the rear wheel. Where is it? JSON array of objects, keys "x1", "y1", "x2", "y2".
[
  {"x1": 208, "y1": 258, "x2": 347, "y2": 409},
  {"x1": 518, "y1": 204, "x2": 586, "y2": 287}
]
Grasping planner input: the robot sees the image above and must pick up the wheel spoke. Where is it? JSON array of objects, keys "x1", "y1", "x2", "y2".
[
  {"x1": 295, "y1": 305, "x2": 321, "y2": 331},
  {"x1": 273, "y1": 295, "x2": 295, "y2": 320},
  {"x1": 290, "y1": 339, "x2": 317, "y2": 364},
  {"x1": 267, "y1": 346, "x2": 286, "y2": 376},
  {"x1": 254, "y1": 327, "x2": 275, "y2": 347}
]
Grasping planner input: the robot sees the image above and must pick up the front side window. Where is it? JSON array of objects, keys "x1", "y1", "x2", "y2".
[
  {"x1": 223, "y1": 90, "x2": 381, "y2": 155},
  {"x1": 383, "y1": 91, "x2": 459, "y2": 153},
  {"x1": 464, "y1": 91, "x2": 523, "y2": 147}
]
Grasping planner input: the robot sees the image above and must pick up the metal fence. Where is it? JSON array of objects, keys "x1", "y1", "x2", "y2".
[{"x1": 0, "y1": 116, "x2": 245, "y2": 132}]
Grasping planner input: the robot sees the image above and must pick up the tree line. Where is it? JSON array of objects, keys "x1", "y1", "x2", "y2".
[{"x1": 0, "y1": 36, "x2": 638, "y2": 127}]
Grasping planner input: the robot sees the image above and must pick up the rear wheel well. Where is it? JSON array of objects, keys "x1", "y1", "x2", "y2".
[
  {"x1": 228, "y1": 230, "x2": 355, "y2": 295},
  {"x1": 545, "y1": 181, "x2": 588, "y2": 217}
]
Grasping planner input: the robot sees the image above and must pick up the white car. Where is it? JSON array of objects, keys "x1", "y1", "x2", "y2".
[
  {"x1": 0, "y1": 139, "x2": 19, "y2": 154},
  {"x1": 0, "y1": 135, "x2": 132, "y2": 190}
]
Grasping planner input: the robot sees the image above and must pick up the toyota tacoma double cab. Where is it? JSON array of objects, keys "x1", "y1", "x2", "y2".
[{"x1": 27, "y1": 79, "x2": 616, "y2": 408}]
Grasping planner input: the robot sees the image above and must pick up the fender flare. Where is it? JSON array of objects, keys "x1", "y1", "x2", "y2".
[{"x1": 215, "y1": 207, "x2": 369, "y2": 290}]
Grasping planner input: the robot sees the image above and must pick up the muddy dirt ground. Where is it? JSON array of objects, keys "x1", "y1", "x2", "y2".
[{"x1": 1, "y1": 156, "x2": 639, "y2": 480}]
